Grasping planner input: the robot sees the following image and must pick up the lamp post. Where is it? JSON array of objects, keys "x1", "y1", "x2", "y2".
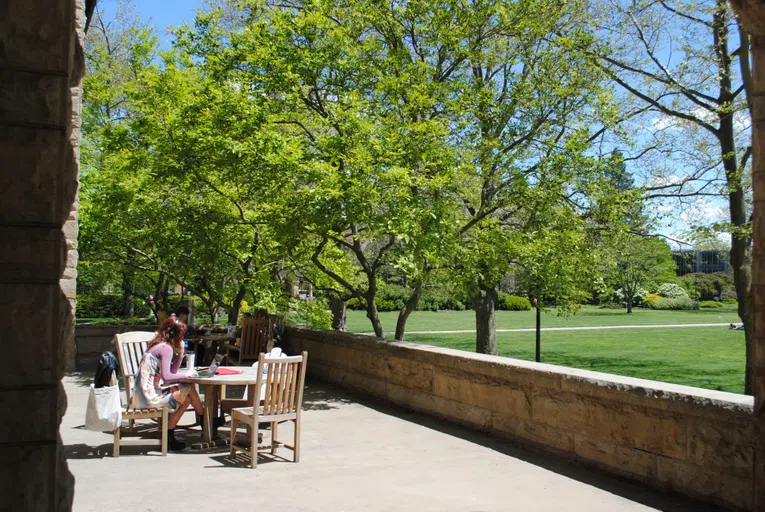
[{"x1": 533, "y1": 297, "x2": 541, "y2": 363}]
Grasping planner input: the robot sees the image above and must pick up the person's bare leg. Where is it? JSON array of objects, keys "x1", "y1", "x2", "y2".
[
  {"x1": 189, "y1": 386, "x2": 203, "y2": 415},
  {"x1": 169, "y1": 396, "x2": 192, "y2": 428}
]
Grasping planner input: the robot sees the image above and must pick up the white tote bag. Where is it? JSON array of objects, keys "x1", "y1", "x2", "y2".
[{"x1": 85, "y1": 384, "x2": 123, "y2": 431}]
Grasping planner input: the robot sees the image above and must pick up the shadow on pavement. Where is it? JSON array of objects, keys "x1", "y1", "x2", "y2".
[{"x1": 310, "y1": 379, "x2": 726, "y2": 512}]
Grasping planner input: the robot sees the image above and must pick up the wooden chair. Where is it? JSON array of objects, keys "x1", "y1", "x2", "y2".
[
  {"x1": 113, "y1": 331, "x2": 168, "y2": 457},
  {"x1": 230, "y1": 351, "x2": 308, "y2": 468},
  {"x1": 225, "y1": 315, "x2": 273, "y2": 366}
]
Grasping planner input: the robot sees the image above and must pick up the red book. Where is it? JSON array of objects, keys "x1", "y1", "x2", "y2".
[{"x1": 215, "y1": 368, "x2": 243, "y2": 375}]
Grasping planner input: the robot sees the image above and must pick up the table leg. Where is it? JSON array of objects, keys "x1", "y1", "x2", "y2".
[
  {"x1": 203, "y1": 384, "x2": 215, "y2": 443},
  {"x1": 245, "y1": 384, "x2": 257, "y2": 445}
]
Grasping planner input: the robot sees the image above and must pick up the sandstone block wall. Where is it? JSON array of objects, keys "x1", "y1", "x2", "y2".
[
  {"x1": 74, "y1": 325, "x2": 156, "y2": 366},
  {"x1": 284, "y1": 327, "x2": 754, "y2": 510},
  {"x1": 0, "y1": 0, "x2": 85, "y2": 509}
]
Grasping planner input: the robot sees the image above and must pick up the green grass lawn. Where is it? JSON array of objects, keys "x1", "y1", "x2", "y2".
[
  {"x1": 345, "y1": 306, "x2": 745, "y2": 394},
  {"x1": 345, "y1": 305, "x2": 740, "y2": 333}
]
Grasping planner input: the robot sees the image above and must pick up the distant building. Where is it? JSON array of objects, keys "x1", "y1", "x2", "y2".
[{"x1": 671, "y1": 249, "x2": 730, "y2": 275}]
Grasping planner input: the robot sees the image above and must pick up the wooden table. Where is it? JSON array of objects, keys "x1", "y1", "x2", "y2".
[{"x1": 186, "y1": 366, "x2": 261, "y2": 444}]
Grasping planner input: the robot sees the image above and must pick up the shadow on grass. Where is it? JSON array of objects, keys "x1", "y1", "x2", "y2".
[{"x1": 520, "y1": 354, "x2": 744, "y2": 393}]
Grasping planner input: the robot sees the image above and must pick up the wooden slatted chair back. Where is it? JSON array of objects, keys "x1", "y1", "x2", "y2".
[
  {"x1": 240, "y1": 315, "x2": 273, "y2": 361},
  {"x1": 256, "y1": 351, "x2": 308, "y2": 419},
  {"x1": 114, "y1": 331, "x2": 155, "y2": 405}
]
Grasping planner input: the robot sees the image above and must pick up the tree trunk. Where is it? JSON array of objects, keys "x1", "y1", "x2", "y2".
[
  {"x1": 330, "y1": 296, "x2": 347, "y2": 331},
  {"x1": 473, "y1": 286, "x2": 498, "y2": 355},
  {"x1": 120, "y1": 268, "x2": 135, "y2": 318},
  {"x1": 395, "y1": 283, "x2": 423, "y2": 341},
  {"x1": 364, "y1": 271, "x2": 384, "y2": 337},
  {"x1": 626, "y1": 294, "x2": 633, "y2": 314},
  {"x1": 365, "y1": 296, "x2": 384, "y2": 338},
  {"x1": 228, "y1": 284, "x2": 247, "y2": 324},
  {"x1": 715, "y1": 7, "x2": 754, "y2": 392}
]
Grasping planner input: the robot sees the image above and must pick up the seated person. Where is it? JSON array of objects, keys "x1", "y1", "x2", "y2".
[{"x1": 131, "y1": 316, "x2": 217, "y2": 450}]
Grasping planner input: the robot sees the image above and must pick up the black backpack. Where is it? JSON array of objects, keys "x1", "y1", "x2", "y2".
[{"x1": 93, "y1": 351, "x2": 120, "y2": 388}]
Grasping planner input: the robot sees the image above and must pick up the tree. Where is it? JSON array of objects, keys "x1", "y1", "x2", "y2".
[
  {"x1": 586, "y1": 0, "x2": 753, "y2": 392},
  {"x1": 81, "y1": 0, "x2": 161, "y2": 317},
  {"x1": 182, "y1": 1, "x2": 464, "y2": 338},
  {"x1": 607, "y1": 235, "x2": 677, "y2": 313},
  {"x1": 441, "y1": 0, "x2": 612, "y2": 354},
  {"x1": 82, "y1": 4, "x2": 302, "y2": 323}
]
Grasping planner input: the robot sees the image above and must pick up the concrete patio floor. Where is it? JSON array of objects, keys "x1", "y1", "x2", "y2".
[{"x1": 62, "y1": 370, "x2": 723, "y2": 511}]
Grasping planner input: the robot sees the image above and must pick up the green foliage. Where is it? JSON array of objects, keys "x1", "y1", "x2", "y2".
[
  {"x1": 77, "y1": 294, "x2": 151, "y2": 318},
  {"x1": 679, "y1": 273, "x2": 734, "y2": 301},
  {"x1": 722, "y1": 298, "x2": 738, "y2": 305},
  {"x1": 286, "y1": 298, "x2": 332, "y2": 330},
  {"x1": 76, "y1": 317, "x2": 156, "y2": 326},
  {"x1": 378, "y1": 284, "x2": 409, "y2": 311},
  {"x1": 699, "y1": 300, "x2": 723, "y2": 308},
  {"x1": 497, "y1": 294, "x2": 532, "y2": 311},
  {"x1": 419, "y1": 284, "x2": 469, "y2": 312},
  {"x1": 656, "y1": 283, "x2": 690, "y2": 299},
  {"x1": 646, "y1": 297, "x2": 699, "y2": 310}
]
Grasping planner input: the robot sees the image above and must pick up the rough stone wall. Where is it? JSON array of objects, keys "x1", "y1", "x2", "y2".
[
  {"x1": 74, "y1": 324, "x2": 156, "y2": 365},
  {"x1": 285, "y1": 327, "x2": 754, "y2": 510},
  {"x1": 0, "y1": 0, "x2": 84, "y2": 510}
]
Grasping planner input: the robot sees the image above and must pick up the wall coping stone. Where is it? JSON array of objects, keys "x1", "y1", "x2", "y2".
[{"x1": 287, "y1": 326, "x2": 753, "y2": 415}]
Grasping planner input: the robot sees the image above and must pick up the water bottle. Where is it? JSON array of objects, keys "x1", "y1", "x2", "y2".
[{"x1": 185, "y1": 352, "x2": 195, "y2": 375}]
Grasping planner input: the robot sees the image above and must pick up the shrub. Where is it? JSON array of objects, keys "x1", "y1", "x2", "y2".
[
  {"x1": 378, "y1": 284, "x2": 409, "y2": 310},
  {"x1": 614, "y1": 287, "x2": 648, "y2": 306},
  {"x1": 344, "y1": 296, "x2": 401, "y2": 312},
  {"x1": 496, "y1": 293, "x2": 532, "y2": 311},
  {"x1": 420, "y1": 285, "x2": 469, "y2": 311},
  {"x1": 721, "y1": 298, "x2": 738, "y2": 305},
  {"x1": 679, "y1": 272, "x2": 734, "y2": 301},
  {"x1": 646, "y1": 297, "x2": 699, "y2": 310},
  {"x1": 720, "y1": 289, "x2": 738, "y2": 301},
  {"x1": 643, "y1": 294, "x2": 662, "y2": 307},
  {"x1": 77, "y1": 294, "x2": 150, "y2": 318},
  {"x1": 375, "y1": 298, "x2": 398, "y2": 312},
  {"x1": 699, "y1": 300, "x2": 723, "y2": 308},
  {"x1": 345, "y1": 297, "x2": 364, "y2": 311},
  {"x1": 599, "y1": 302, "x2": 623, "y2": 309},
  {"x1": 656, "y1": 283, "x2": 689, "y2": 299}
]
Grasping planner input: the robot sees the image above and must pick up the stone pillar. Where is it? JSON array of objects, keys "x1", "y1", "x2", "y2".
[
  {"x1": 0, "y1": 0, "x2": 84, "y2": 510},
  {"x1": 729, "y1": 1, "x2": 765, "y2": 508}
]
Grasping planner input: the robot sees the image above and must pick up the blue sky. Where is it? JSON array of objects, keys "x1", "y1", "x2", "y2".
[{"x1": 98, "y1": 0, "x2": 205, "y2": 48}]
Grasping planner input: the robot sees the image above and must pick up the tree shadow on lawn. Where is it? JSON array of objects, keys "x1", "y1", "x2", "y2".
[
  {"x1": 529, "y1": 354, "x2": 744, "y2": 393},
  {"x1": 404, "y1": 341, "x2": 744, "y2": 393},
  {"x1": 326, "y1": 381, "x2": 727, "y2": 512}
]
